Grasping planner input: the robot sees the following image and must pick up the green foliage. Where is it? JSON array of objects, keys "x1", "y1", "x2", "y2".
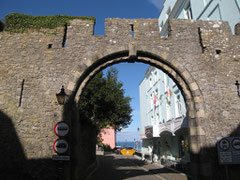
[
  {"x1": 103, "y1": 144, "x2": 113, "y2": 152},
  {"x1": 79, "y1": 67, "x2": 133, "y2": 133},
  {"x1": 3, "y1": 13, "x2": 95, "y2": 33}
]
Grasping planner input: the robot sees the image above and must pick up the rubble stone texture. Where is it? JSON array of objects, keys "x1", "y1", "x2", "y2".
[{"x1": 0, "y1": 18, "x2": 239, "y2": 180}]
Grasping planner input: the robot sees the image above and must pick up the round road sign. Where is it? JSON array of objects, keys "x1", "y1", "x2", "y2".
[
  {"x1": 54, "y1": 122, "x2": 69, "y2": 137},
  {"x1": 53, "y1": 139, "x2": 68, "y2": 154},
  {"x1": 232, "y1": 138, "x2": 240, "y2": 150},
  {"x1": 219, "y1": 138, "x2": 230, "y2": 151}
]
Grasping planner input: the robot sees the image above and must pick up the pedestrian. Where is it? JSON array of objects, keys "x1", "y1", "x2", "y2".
[
  {"x1": 142, "y1": 153, "x2": 145, "y2": 161},
  {"x1": 148, "y1": 145, "x2": 154, "y2": 164}
]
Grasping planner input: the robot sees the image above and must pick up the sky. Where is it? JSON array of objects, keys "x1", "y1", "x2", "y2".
[{"x1": 0, "y1": 0, "x2": 164, "y2": 142}]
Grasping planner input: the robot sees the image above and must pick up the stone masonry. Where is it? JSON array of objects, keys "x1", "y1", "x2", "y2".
[{"x1": 0, "y1": 17, "x2": 239, "y2": 180}]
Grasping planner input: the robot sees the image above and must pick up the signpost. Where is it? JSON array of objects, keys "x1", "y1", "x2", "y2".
[
  {"x1": 217, "y1": 137, "x2": 240, "y2": 164},
  {"x1": 54, "y1": 121, "x2": 69, "y2": 137},
  {"x1": 53, "y1": 139, "x2": 68, "y2": 154},
  {"x1": 217, "y1": 137, "x2": 240, "y2": 180},
  {"x1": 52, "y1": 155, "x2": 70, "y2": 161},
  {"x1": 53, "y1": 121, "x2": 70, "y2": 161}
]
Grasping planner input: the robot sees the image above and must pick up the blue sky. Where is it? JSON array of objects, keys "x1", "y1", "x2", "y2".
[{"x1": 0, "y1": 0, "x2": 164, "y2": 142}]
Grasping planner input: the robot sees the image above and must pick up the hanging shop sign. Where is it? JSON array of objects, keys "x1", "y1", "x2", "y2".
[
  {"x1": 54, "y1": 121, "x2": 69, "y2": 137},
  {"x1": 53, "y1": 139, "x2": 68, "y2": 154},
  {"x1": 217, "y1": 137, "x2": 240, "y2": 164}
]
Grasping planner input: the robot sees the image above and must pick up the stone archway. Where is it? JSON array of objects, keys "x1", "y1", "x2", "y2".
[
  {"x1": 0, "y1": 16, "x2": 239, "y2": 180},
  {"x1": 65, "y1": 49, "x2": 207, "y2": 179}
]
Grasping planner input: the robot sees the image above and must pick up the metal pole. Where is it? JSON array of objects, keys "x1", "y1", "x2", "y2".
[{"x1": 225, "y1": 165, "x2": 229, "y2": 180}]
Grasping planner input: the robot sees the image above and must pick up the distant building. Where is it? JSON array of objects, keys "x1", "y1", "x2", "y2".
[
  {"x1": 139, "y1": 66, "x2": 189, "y2": 165},
  {"x1": 159, "y1": 0, "x2": 240, "y2": 36},
  {"x1": 98, "y1": 127, "x2": 116, "y2": 149}
]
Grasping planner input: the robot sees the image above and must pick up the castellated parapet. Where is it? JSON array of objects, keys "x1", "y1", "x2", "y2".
[{"x1": 0, "y1": 17, "x2": 239, "y2": 179}]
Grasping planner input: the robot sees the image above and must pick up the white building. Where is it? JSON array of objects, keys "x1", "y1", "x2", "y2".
[
  {"x1": 139, "y1": 66, "x2": 189, "y2": 166},
  {"x1": 159, "y1": 0, "x2": 240, "y2": 36}
]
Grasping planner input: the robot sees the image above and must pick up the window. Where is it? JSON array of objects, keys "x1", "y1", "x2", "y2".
[
  {"x1": 184, "y1": 2, "x2": 193, "y2": 19},
  {"x1": 150, "y1": 93, "x2": 153, "y2": 110},
  {"x1": 154, "y1": 71, "x2": 157, "y2": 83},
  {"x1": 156, "y1": 112, "x2": 161, "y2": 124},
  {"x1": 149, "y1": 77, "x2": 152, "y2": 87},
  {"x1": 151, "y1": 116, "x2": 154, "y2": 125},
  {"x1": 166, "y1": 101, "x2": 172, "y2": 121},
  {"x1": 154, "y1": 89, "x2": 159, "y2": 107},
  {"x1": 177, "y1": 100, "x2": 182, "y2": 116},
  {"x1": 174, "y1": 94, "x2": 180, "y2": 117},
  {"x1": 164, "y1": 74, "x2": 167, "y2": 91}
]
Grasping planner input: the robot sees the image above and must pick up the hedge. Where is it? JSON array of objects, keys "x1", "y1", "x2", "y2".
[{"x1": 3, "y1": 13, "x2": 96, "y2": 33}]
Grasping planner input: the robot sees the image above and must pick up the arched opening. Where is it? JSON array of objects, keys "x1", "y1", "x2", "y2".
[{"x1": 63, "y1": 50, "x2": 206, "y2": 179}]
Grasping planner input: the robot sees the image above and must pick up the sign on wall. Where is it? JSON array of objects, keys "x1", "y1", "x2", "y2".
[
  {"x1": 217, "y1": 137, "x2": 240, "y2": 164},
  {"x1": 52, "y1": 155, "x2": 70, "y2": 161},
  {"x1": 53, "y1": 138, "x2": 68, "y2": 154},
  {"x1": 54, "y1": 121, "x2": 69, "y2": 137}
]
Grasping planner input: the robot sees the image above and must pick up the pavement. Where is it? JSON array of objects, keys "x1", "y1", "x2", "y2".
[{"x1": 87, "y1": 153, "x2": 189, "y2": 180}]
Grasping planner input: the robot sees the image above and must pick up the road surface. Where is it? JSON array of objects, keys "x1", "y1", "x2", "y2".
[{"x1": 87, "y1": 153, "x2": 188, "y2": 180}]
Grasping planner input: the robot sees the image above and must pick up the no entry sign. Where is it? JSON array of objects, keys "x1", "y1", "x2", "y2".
[
  {"x1": 53, "y1": 139, "x2": 68, "y2": 154},
  {"x1": 54, "y1": 121, "x2": 69, "y2": 137}
]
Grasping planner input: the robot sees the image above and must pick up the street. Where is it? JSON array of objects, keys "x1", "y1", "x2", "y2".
[{"x1": 87, "y1": 154, "x2": 188, "y2": 180}]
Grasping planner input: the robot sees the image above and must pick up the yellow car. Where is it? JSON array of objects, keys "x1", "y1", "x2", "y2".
[{"x1": 120, "y1": 147, "x2": 136, "y2": 155}]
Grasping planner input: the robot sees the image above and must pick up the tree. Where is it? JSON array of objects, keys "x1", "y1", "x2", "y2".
[{"x1": 79, "y1": 67, "x2": 132, "y2": 133}]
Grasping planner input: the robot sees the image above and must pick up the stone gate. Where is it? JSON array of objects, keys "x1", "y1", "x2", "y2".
[{"x1": 0, "y1": 17, "x2": 239, "y2": 180}]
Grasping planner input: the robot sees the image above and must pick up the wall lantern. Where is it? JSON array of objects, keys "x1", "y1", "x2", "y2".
[
  {"x1": 56, "y1": 86, "x2": 67, "y2": 105},
  {"x1": 236, "y1": 81, "x2": 240, "y2": 97}
]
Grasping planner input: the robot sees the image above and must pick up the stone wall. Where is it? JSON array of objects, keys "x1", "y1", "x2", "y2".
[{"x1": 0, "y1": 17, "x2": 239, "y2": 180}]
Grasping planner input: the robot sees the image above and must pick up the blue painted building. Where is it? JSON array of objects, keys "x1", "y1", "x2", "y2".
[
  {"x1": 159, "y1": 0, "x2": 240, "y2": 36},
  {"x1": 139, "y1": 66, "x2": 189, "y2": 165}
]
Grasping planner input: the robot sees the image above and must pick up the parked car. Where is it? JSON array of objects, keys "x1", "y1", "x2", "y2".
[
  {"x1": 120, "y1": 147, "x2": 136, "y2": 155},
  {"x1": 114, "y1": 146, "x2": 122, "y2": 154}
]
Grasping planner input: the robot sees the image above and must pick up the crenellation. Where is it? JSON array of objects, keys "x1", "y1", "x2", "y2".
[{"x1": 0, "y1": 17, "x2": 239, "y2": 179}]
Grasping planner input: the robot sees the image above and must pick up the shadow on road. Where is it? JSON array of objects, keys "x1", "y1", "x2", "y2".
[{"x1": 88, "y1": 154, "x2": 188, "y2": 180}]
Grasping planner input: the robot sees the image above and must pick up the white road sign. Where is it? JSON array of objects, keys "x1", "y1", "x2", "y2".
[
  {"x1": 217, "y1": 137, "x2": 240, "y2": 164},
  {"x1": 232, "y1": 138, "x2": 240, "y2": 150},
  {"x1": 54, "y1": 122, "x2": 69, "y2": 137},
  {"x1": 219, "y1": 138, "x2": 230, "y2": 151},
  {"x1": 52, "y1": 155, "x2": 70, "y2": 161},
  {"x1": 53, "y1": 139, "x2": 68, "y2": 154}
]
